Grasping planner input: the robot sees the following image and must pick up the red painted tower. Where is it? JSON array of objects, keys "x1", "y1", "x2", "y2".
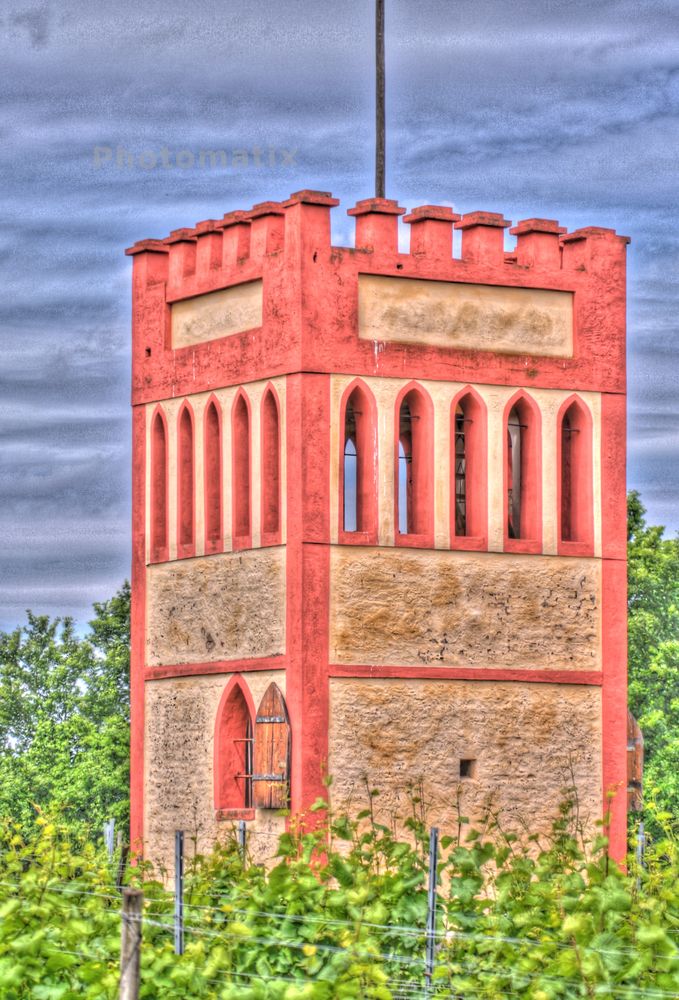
[{"x1": 127, "y1": 191, "x2": 629, "y2": 868}]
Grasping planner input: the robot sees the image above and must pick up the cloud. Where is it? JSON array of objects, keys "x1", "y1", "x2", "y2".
[{"x1": 0, "y1": 0, "x2": 677, "y2": 627}]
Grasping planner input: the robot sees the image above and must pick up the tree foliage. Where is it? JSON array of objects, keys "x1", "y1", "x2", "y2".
[
  {"x1": 627, "y1": 492, "x2": 679, "y2": 830},
  {"x1": 0, "y1": 584, "x2": 130, "y2": 833}
]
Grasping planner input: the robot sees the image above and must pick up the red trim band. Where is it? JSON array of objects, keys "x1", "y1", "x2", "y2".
[
  {"x1": 328, "y1": 664, "x2": 603, "y2": 685},
  {"x1": 145, "y1": 655, "x2": 287, "y2": 681}
]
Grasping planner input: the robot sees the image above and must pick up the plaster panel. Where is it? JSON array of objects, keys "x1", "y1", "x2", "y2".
[
  {"x1": 171, "y1": 280, "x2": 263, "y2": 348},
  {"x1": 146, "y1": 548, "x2": 286, "y2": 666},
  {"x1": 358, "y1": 275, "x2": 573, "y2": 357},
  {"x1": 330, "y1": 547, "x2": 600, "y2": 670},
  {"x1": 144, "y1": 671, "x2": 286, "y2": 873},
  {"x1": 328, "y1": 677, "x2": 602, "y2": 840}
]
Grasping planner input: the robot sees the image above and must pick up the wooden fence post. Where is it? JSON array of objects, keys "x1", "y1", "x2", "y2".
[{"x1": 120, "y1": 887, "x2": 143, "y2": 1000}]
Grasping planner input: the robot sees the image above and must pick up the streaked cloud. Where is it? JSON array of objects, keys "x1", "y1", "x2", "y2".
[{"x1": 0, "y1": 0, "x2": 676, "y2": 628}]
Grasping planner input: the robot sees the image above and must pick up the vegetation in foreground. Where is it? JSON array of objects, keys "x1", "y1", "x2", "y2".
[
  {"x1": 0, "y1": 492, "x2": 676, "y2": 995},
  {"x1": 0, "y1": 799, "x2": 677, "y2": 999}
]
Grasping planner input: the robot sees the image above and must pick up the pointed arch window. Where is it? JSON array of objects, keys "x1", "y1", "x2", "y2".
[
  {"x1": 204, "y1": 399, "x2": 222, "y2": 553},
  {"x1": 504, "y1": 394, "x2": 542, "y2": 552},
  {"x1": 395, "y1": 385, "x2": 434, "y2": 545},
  {"x1": 453, "y1": 404, "x2": 467, "y2": 535},
  {"x1": 451, "y1": 389, "x2": 487, "y2": 550},
  {"x1": 214, "y1": 678, "x2": 254, "y2": 816},
  {"x1": 340, "y1": 381, "x2": 378, "y2": 542},
  {"x1": 558, "y1": 397, "x2": 593, "y2": 553},
  {"x1": 506, "y1": 406, "x2": 522, "y2": 539},
  {"x1": 150, "y1": 408, "x2": 168, "y2": 562},
  {"x1": 561, "y1": 410, "x2": 573, "y2": 540},
  {"x1": 177, "y1": 404, "x2": 195, "y2": 557},
  {"x1": 232, "y1": 392, "x2": 251, "y2": 547},
  {"x1": 261, "y1": 388, "x2": 281, "y2": 544}
]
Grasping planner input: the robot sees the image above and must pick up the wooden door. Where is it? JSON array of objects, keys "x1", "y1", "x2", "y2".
[{"x1": 253, "y1": 683, "x2": 291, "y2": 809}]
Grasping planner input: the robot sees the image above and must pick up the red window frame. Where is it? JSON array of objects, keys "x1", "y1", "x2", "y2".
[
  {"x1": 503, "y1": 391, "x2": 542, "y2": 554},
  {"x1": 232, "y1": 390, "x2": 252, "y2": 550},
  {"x1": 204, "y1": 395, "x2": 223, "y2": 555},
  {"x1": 450, "y1": 387, "x2": 488, "y2": 551},
  {"x1": 214, "y1": 675, "x2": 256, "y2": 820},
  {"x1": 557, "y1": 395, "x2": 594, "y2": 556},
  {"x1": 261, "y1": 385, "x2": 282, "y2": 547},
  {"x1": 150, "y1": 406, "x2": 169, "y2": 563},
  {"x1": 394, "y1": 382, "x2": 435, "y2": 548},
  {"x1": 177, "y1": 402, "x2": 196, "y2": 558},
  {"x1": 338, "y1": 379, "x2": 378, "y2": 545}
]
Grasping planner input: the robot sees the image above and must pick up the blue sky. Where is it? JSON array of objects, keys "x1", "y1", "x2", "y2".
[{"x1": 0, "y1": 0, "x2": 677, "y2": 630}]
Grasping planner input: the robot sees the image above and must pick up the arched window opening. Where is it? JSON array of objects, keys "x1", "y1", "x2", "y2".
[
  {"x1": 261, "y1": 389, "x2": 281, "y2": 540},
  {"x1": 561, "y1": 411, "x2": 573, "y2": 541},
  {"x1": 151, "y1": 410, "x2": 168, "y2": 561},
  {"x1": 454, "y1": 404, "x2": 467, "y2": 536},
  {"x1": 232, "y1": 393, "x2": 251, "y2": 543},
  {"x1": 215, "y1": 681, "x2": 253, "y2": 812},
  {"x1": 396, "y1": 387, "x2": 433, "y2": 540},
  {"x1": 177, "y1": 405, "x2": 194, "y2": 555},
  {"x1": 340, "y1": 382, "x2": 378, "y2": 540},
  {"x1": 451, "y1": 390, "x2": 487, "y2": 547},
  {"x1": 504, "y1": 394, "x2": 541, "y2": 547},
  {"x1": 506, "y1": 405, "x2": 523, "y2": 539},
  {"x1": 204, "y1": 400, "x2": 222, "y2": 551},
  {"x1": 559, "y1": 398, "x2": 593, "y2": 549}
]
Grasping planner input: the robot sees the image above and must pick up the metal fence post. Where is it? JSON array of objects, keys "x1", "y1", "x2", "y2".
[
  {"x1": 424, "y1": 826, "x2": 439, "y2": 995},
  {"x1": 104, "y1": 819, "x2": 115, "y2": 860},
  {"x1": 174, "y1": 830, "x2": 184, "y2": 956},
  {"x1": 238, "y1": 820, "x2": 247, "y2": 863},
  {"x1": 636, "y1": 820, "x2": 646, "y2": 890},
  {"x1": 120, "y1": 887, "x2": 142, "y2": 1000}
]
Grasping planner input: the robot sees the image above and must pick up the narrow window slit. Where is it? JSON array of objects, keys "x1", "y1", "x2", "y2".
[
  {"x1": 396, "y1": 387, "x2": 433, "y2": 540},
  {"x1": 151, "y1": 410, "x2": 168, "y2": 560},
  {"x1": 233, "y1": 393, "x2": 251, "y2": 542},
  {"x1": 341, "y1": 383, "x2": 377, "y2": 538},
  {"x1": 454, "y1": 405, "x2": 468, "y2": 536},
  {"x1": 559, "y1": 399, "x2": 592, "y2": 548},
  {"x1": 261, "y1": 389, "x2": 281, "y2": 539},
  {"x1": 204, "y1": 400, "x2": 222, "y2": 550}
]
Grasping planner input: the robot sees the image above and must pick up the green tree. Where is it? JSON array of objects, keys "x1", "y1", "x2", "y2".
[
  {"x1": 627, "y1": 491, "x2": 679, "y2": 829},
  {"x1": 0, "y1": 583, "x2": 130, "y2": 834}
]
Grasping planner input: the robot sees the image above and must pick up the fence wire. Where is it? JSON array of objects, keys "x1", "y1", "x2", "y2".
[{"x1": 1, "y1": 835, "x2": 677, "y2": 1000}]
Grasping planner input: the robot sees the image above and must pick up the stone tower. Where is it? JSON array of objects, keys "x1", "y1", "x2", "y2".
[{"x1": 127, "y1": 190, "x2": 629, "y2": 868}]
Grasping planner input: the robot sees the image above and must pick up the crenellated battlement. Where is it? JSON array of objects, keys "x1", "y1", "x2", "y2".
[
  {"x1": 126, "y1": 189, "x2": 629, "y2": 293},
  {"x1": 126, "y1": 190, "x2": 629, "y2": 405}
]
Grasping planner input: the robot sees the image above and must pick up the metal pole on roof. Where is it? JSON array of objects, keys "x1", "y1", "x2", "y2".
[{"x1": 375, "y1": 0, "x2": 386, "y2": 198}]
